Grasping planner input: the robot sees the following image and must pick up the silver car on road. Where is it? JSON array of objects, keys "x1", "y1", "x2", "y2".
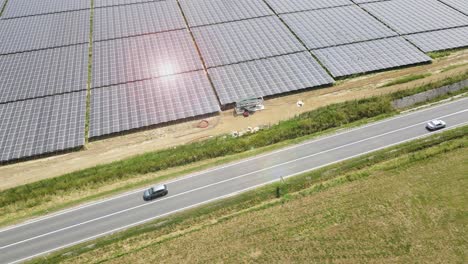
[{"x1": 426, "y1": 119, "x2": 446, "y2": 131}]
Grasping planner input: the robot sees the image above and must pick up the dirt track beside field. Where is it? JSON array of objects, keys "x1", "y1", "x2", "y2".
[{"x1": 0, "y1": 50, "x2": 467, "y2": 190}]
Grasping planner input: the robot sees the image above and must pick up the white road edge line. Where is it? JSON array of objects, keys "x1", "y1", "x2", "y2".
[
  {"x1": 0, "y1": 97, "x2": 466, "y2": 233},
  {"x1": 8, "y1": 120, "x2": 468, "y2": 264},
  {"x1": 2, "y1": 109, "x2": 467, "y2": 250}
]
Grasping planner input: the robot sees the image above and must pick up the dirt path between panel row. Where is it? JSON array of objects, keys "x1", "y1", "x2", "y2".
[{"x1": 1, "y1": 50, "x2": 467, "y2": 190}]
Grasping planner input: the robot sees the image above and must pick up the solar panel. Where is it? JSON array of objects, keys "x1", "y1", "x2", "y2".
[
  {"x1": 406, "y1": 26, "x2": 468, "y2": 52},
  {"x1": 192, "y1": 16, "x2": 305, "y2": 68},
  {"x1": 439, "y1": 0, "x2": 468, "y2": 15},
  {"x1": 362, "y1": 0, "x2": 468, "y2": 34},
  {"x1": 1, "y1": 0, "x2": 89, "y2": 18},
  {"x1": 89, "y1": 71, "x2": 220, "y2": 138},
  {"x1": 0, "y1": 91, "x2": 86, "y2": 163},
  {"x1": 208, "y1": 52, "x2": 334, "y2": 105},
  {"x1": 0, "y1": 10, "x2": 90, "y2": 55},
  {"x1": 264, "y1": 0, "x2": 353, "y2": 14},
  {"x1": 92, "y1": 30, "x2": 203, "y2": 88},
  {"x1": 94, "y1": 0, "x2": 156, "y2": 8},
  {"x1": 0, "y1": 44, "x2": 88, "y2": 103},
  {"x1": 352, "y1": 0, "x2": 381, "y2": 3},
  {"x1": 281, "y1": 5, "x2": 397, "y2": 50},
  {"x1": 312, "y1": 37, "x2": 431, "y2": 78},
  {"x1": 179, "y1": 0, "x2": 273, "y2": 27},
  {"x1": 93, "y1": 1, "x2": 186, "y2": 41}
]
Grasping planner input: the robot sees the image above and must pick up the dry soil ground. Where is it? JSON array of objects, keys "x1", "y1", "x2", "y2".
[{"x1": 0, "y1": 50, "x2": 467, "y2": 190}]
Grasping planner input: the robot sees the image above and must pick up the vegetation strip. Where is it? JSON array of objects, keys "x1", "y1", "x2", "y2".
[
  {"x1": 27, "y1": 126, "x2": 468, "y2": 263},
  {"x1": 0, "y1": 0, "x2": 8, "y2": 17},
  {"x1": 84, "y1": 0, "x2": 94, "y2": 142},
  {"x1": 428, "y1": 48, "x2": 466, "y2": 59},
  {"x1": 380, "y1": 73, "x2": 431, "y2": 87},
  {"x1": 0, "y1": 71, "x2": 467, "y2": 228}
]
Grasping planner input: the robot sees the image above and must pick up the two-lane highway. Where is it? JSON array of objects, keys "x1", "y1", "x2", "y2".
[{"x1": 1, "y1": 97, "x2": 468, "y2": 263}]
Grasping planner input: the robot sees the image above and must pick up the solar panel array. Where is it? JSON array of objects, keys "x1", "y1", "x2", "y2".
[
  {"x1": 93, "y1": 1, "x2": 186, "y2": 41},
  {"x1": 94, "y1": 0, "x2": 158, "y2": 8},
  {"x1": 1, "y1": 0, "x2": 90, "y2": 18},
  {"x1": 0, "y1": 10, "x2": 90, "y2": 55},
  {"x1": 1, "y1": 0, "x2": 467, "y2": 162},
  {"x1": 0, "y1": 44, "x2": 89, "y2": 103},
  {"x1": 0, "y1": 91, "x2": 86, "y2": 163},
  {"x1": 92, "y1": 30, "x2": 203, "y2": 88},
  {"x1": 439, "y1": 0, "x2": 468, "y2": 15},
  {"x1": 264, "y1": 0, "x2": 353, "y2": 14},
  {"x1": 406, "y1": 26, "x2": 468, "y2": 52},
  {"x1": 281, "y1": 5, "x2": 397, "y2": 49},
  {"x1": 192, "y1": 16, "x2": 305, "y2": 68},
  {"x1": 361, "y1": 0, "x2": 468, "y2": 34},
  {"x1": 313, "y1": 37, "x2": 431, "y2": 78},
  {"x1": 180, "y1": 0, "x2": 273, "y2": 27},
  {"x1": 209, "y1": 52, "x2": 334, "y2": 105},
  {"x1": 90, "y1": 71, "x2": 220, "y2": 137}
]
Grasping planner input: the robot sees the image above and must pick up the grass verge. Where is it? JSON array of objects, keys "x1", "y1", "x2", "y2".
[
  {"x1": 380, "y1": 73, "x2": 431, "y2": 87},
  {"x1": 441, "y1": 62, "x2": 468, "y2": 73},
  {"x1": 428, "y1": 47, "x2": 467, "y2": 59},
  {"x1": 84, "y1": 0, "x2": 94, "y2": 142},
  {"x1": 27, "y1": 126, "x2": 468, "y2": 263},
  {"x1": 0, "y1": 71, "x2": 467, "y2": 227},
  {"x1": 0, "y1": 0, "x2": 8, "y2": 16}
]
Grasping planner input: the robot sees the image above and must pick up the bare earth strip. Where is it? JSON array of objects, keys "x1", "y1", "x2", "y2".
[{"x1": 0, "y1": 50, "x2": 467, "y2": 190}]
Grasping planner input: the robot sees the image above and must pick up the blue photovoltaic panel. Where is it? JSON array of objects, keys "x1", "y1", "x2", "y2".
[
  {"x1": 94, "y1": 1, "x2": 186, "y2": 41},
  {"x1": 2, "y1": 0, "x2": 89, "y2": 18},
  {"x1": 440, "y1": 0, "x2": 468, "y2": 15},
  {"x1": 406, "y1": 26, "x2": 468, "y2": 52},
  {"x1": 362, "y1": 0, "x2": 468, "y2": 34},
  {"x1": 179, "y1": 0, "x2": 273, "y2": 27},
  {"x1": 313, "y1": 37, "x2": 431, "y2": 78},
  {"x1": 92, "y1": 30, "x2": 203, "y2": 88},
  {"x1": 94, "y1": 0, "x2": 156, "y2": 8},
  {"x1": 0, "y1": 44, "x2": 88, "y2": 103},
  {"x1": 281, "y1": 5, "x2": 397, "y2": 50},
  {"x1": 192, "y1": 16, "x2": 305, "y2": 68},
  {"x1": 208, "y1": 52, "x2": 334, "y2": 105},
  {"x1": 264, "y1": 0, "x2": 353, "y2": 14},
  {"x1": 89, "y1": 71, "x2": 220, "y2": 137},
  {"x1": 0, "y1": 92, "x2": 86, "y2": 163},
  {"x1": 0, "y1": 10, "x2": 90, "y2": 55}
]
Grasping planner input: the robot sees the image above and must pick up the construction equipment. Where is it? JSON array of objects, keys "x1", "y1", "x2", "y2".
[{"x1": 234, "y1": 97, "x2": 265, "y2": 116}]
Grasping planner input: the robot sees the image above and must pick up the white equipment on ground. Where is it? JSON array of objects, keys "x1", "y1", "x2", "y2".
[{"x1": 234, "y1": 97, "x2": 265, "y2": 116}]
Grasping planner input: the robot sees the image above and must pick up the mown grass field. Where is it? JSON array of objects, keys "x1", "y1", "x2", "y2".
[{"x1": 30, "y1": 126, "x2": 468, "y2": 263}]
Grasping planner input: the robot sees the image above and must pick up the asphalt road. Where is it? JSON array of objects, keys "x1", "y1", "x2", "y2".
[{"x1": 1, "y1": 97, "x2": 467, "y2": 264}]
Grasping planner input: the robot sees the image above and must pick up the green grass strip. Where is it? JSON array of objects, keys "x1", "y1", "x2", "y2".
[
  {"x1": 428, "y1": 47, "x2": 467, "y2": 59},
  {"x1": 0, "y1": 0, "x2": 8, "y2": 16},
  {"x1": 84, "y1": 0, "x2": 94, "y2": 143},
  {"x1": 380, "y1": 73, "x2": 432, "y2": 88},
  {"x1": 441, "y1": 63, "x2": 468, "y2": 73}
]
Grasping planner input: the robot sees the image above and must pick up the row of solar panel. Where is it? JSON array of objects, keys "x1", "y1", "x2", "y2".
[
  {"x1": 1, "y1": 0, "x2": 466, "y2": 56},
  {"x1": 0, "y1": 0, "x2": 166, "y2": 18},
  {"x1": 1, "y1": 0, "x2": 467, "y2": 162},
  {"x1": 0, "y1": 91, "x2": 86, "y2": 162}
]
